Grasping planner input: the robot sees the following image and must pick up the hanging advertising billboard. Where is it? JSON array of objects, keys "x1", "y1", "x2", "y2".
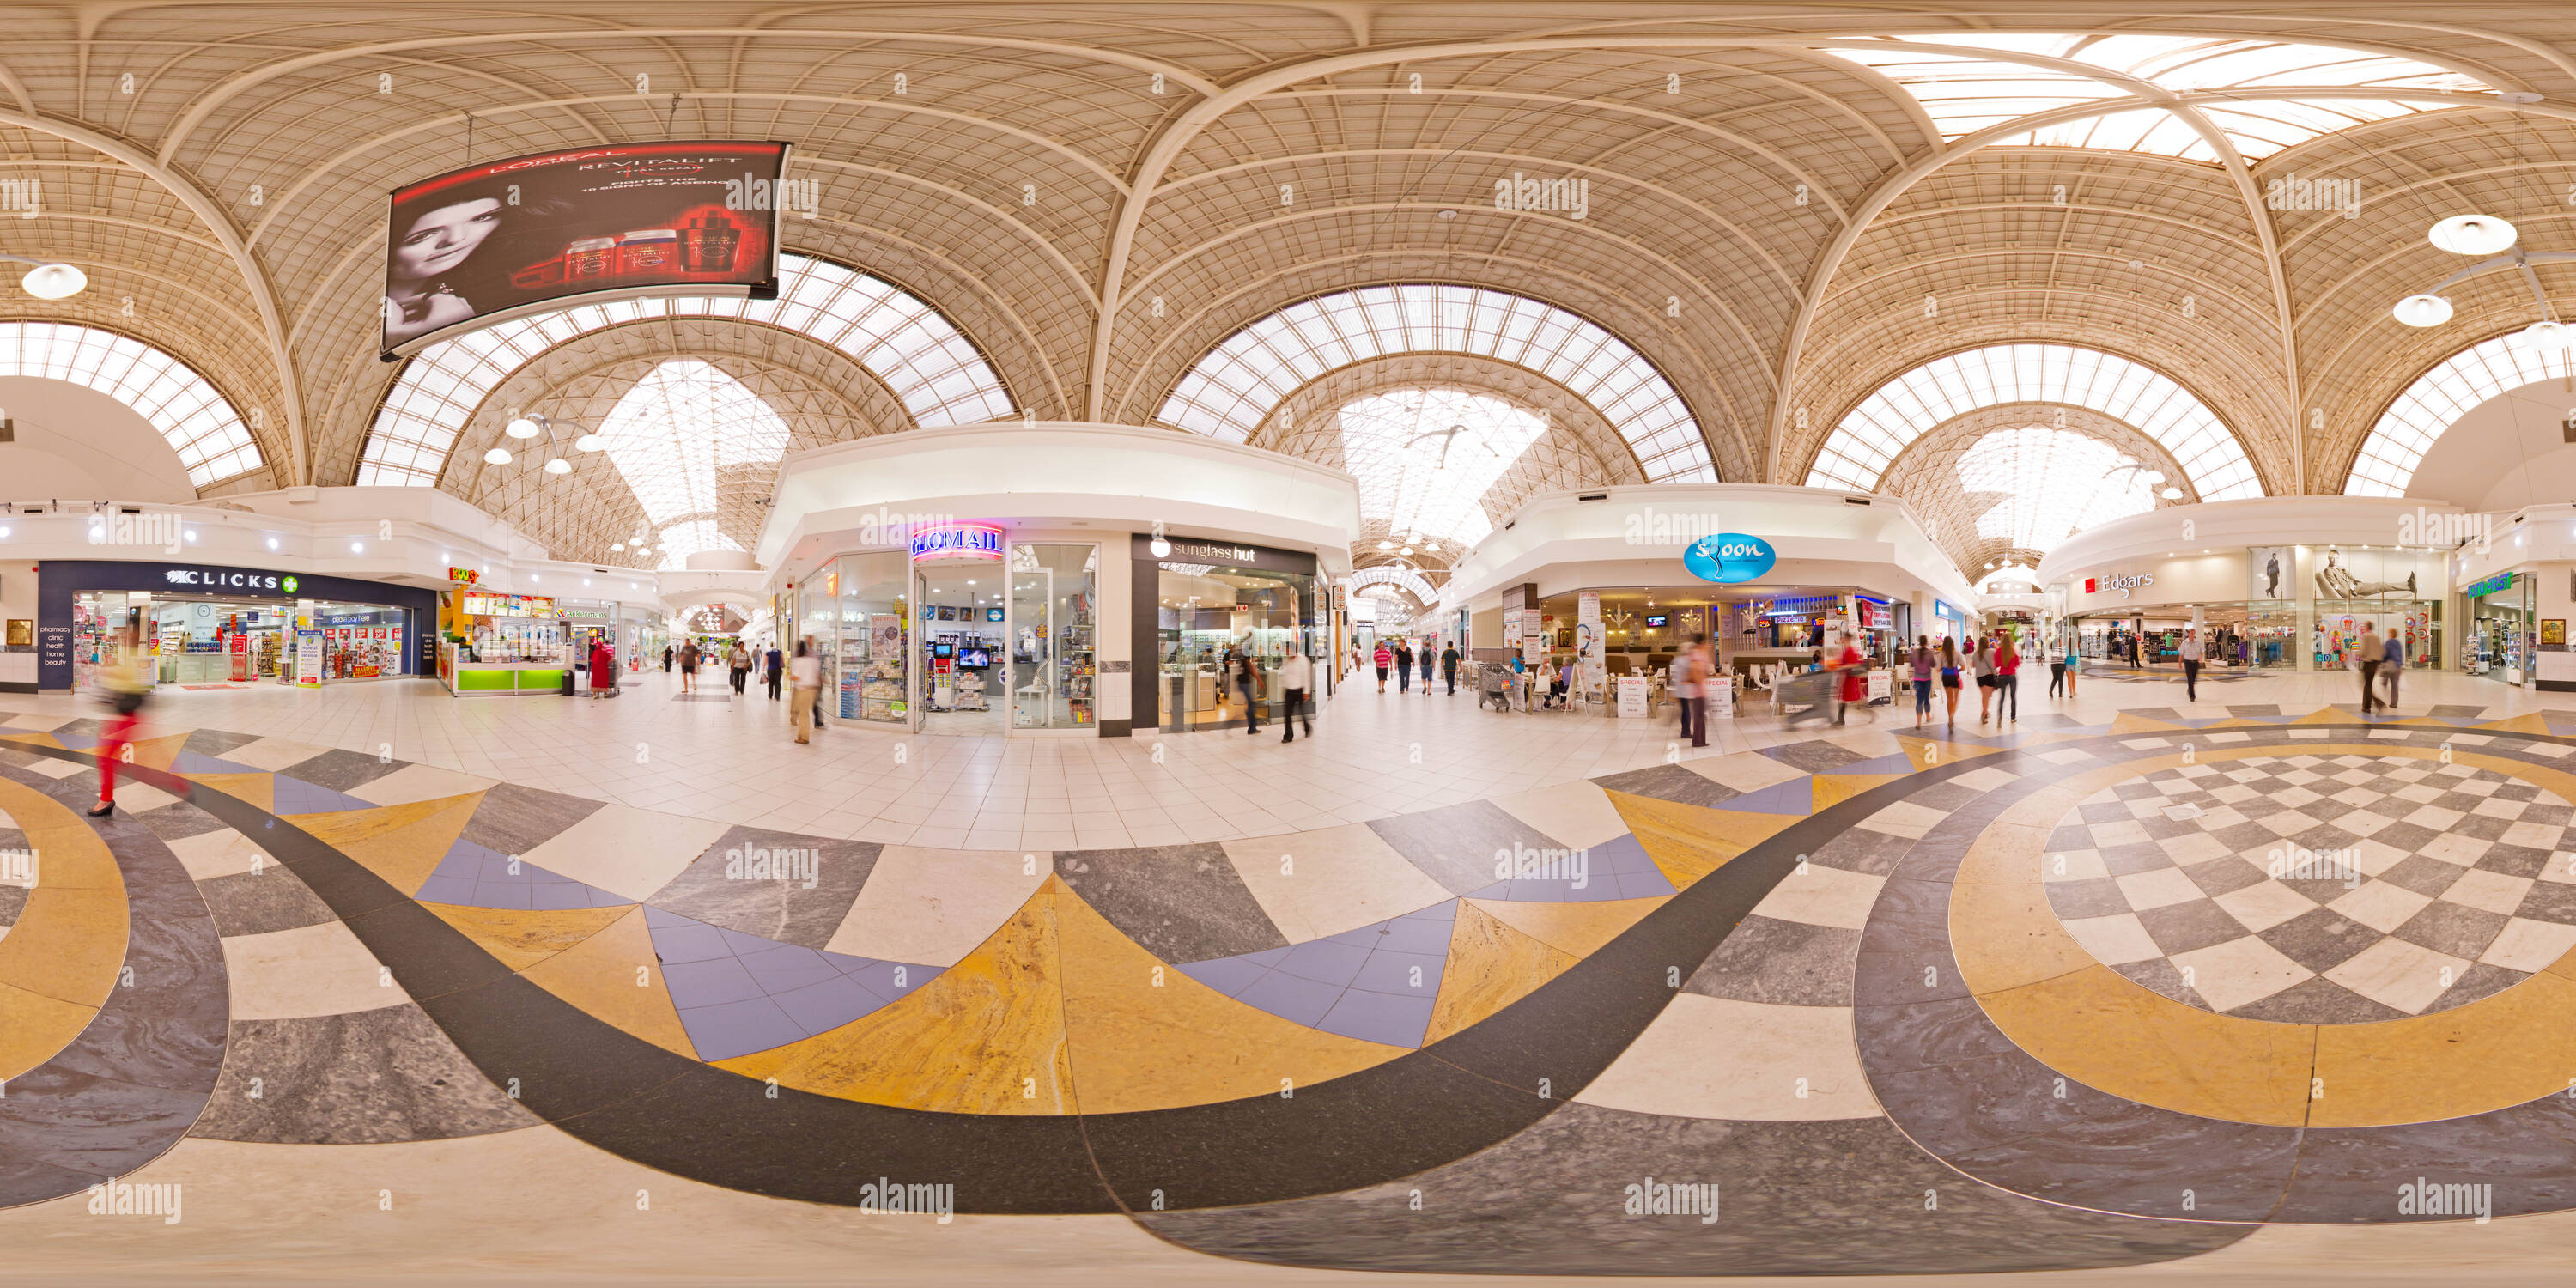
[{"x1": 380, "y1": 141, "x2": 791, "y2": 355}]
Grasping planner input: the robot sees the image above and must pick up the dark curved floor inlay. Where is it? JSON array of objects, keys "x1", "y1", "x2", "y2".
[
  {"x1": 1853, "y1": 721, "x2": 2576, "y2": 1224},
  {"x1": 0, "y1": 761, "x2": 230, "y2": 1208}
]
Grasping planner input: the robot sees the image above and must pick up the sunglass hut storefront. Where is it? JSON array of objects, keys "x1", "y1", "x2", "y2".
[{"x1": 39, "y1": 560, "x2": 437, "y2": 693}]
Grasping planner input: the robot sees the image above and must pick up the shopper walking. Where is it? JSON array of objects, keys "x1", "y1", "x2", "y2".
[
  {"x1": 1236, "y1": 647, "x2": 1265, "y2": 734},
  {"x1": 1277, "y1": 648, "x2": 1314, "y2": 742},
  {"x1": 662, "y1": 644, "x2": 673, "y2": 672},
  {"x1": 726, "y1": 641, "x2": 750, "y2": 694},
  {"x1": 1669, "y1": 635, "x2": 1702, "y2": 745},
  {"x1": 1394, "y1": 641, "x2": 1413, "y2": 693},
  {"x1": 1688, "y1": 635, "x2": 1714, "y2": 746},
  {"x1": 2063, "y1": 634, "x2": 2080, "y2": 699},
  {"x1": 1910, "y1": 635, "x2": 1935, "y2": 727},
  {"x1": 90, "y1": 631, "x2": 150, "y2": 817},
  {"x1": 2178, "y1": 628, "x2": 2203, "y2": 702},
  {"x1": 1828, "y1": 630, "x2": 1868, "y2": 726},
  {"x1": 2048, "y1": 635, "x2": 2068, "y2": 697},
  {"x1": 2380, "y1": 629, "x2": 2404, "y2": 710},
  {"x1": 1994, "y1": 631, "x2": 2020, "y2": 723},
  {"x1": 2357, "y1": 620, "x2": 2384, "y2": 714},
  {"x1": 1440, "y1": 641, "x2": 1461, "y2": 695},
  {"x1": 678, "y1": 639, "x2": 701, "y2": 693},
  {"x1": 1970, "y1": 637, "x2": 1995, "y2": 725},
  {"x1": 1372, "y1": 641, "x2": 1391, "y2": 693},
  {"x1": 788, "y1": 641, "x2": 822, "y2": 744},
  {"x1": 1939, "y1": 636, "x2": 1963, "y2": 729},
  {"x1": 764, "y1": 644, "x2": 783, "y2": 700}
]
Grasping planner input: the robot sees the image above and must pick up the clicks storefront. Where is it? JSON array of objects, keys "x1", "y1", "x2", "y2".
[{"x1": 40, "y1": 560, "x2": 436, "y2": 693}]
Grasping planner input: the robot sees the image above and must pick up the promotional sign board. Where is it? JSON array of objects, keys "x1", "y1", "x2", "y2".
[
  {"x1": 1577, "y1": 591, "x2": 1603, "y2": 704},
  {"x1": 295, "y1": 630, "x2": 324, "y2": 689},
  {"x1": 1616, "y1": 675, "x2": 1649, "y2": 718},
  {"x1": 382, "y1": 141, "x2": 789, "y2": 355},
  {"x1": 1706, "y1": 674, "x2": 1735, "y2": 720}
]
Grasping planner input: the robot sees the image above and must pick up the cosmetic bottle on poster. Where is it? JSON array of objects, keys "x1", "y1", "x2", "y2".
[
  {"x1": 617, "y1": 228, "x2": 679, "y2": 276},
  {"x1": 563, "y1": 237, "x2": 617, "y2": 281},
  {"x1": 679, "y1": 214, "x2": 741, "y2": 273}
]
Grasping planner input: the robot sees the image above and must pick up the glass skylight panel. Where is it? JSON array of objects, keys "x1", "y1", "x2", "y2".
[
  {"x1": 0, "y1": 321, "x2": 262, "y2": 487},
  {"x1": 2347, "y1": 334, "x2": 2572, "y2": 497},
  {"x1": 1826, "y1": 34, "x2": 2482, "y2": 160},
  {"x1": 1957, "y1": 427, "x2": 2157, "y2": 554},
  {"x1": 1337, "y1": 389, "x2": 1549, "y2": 549},
  {"x1": 1810, "y1": 343, "x2": 2260, "y2": 501},
  {"x1": 1158, "y1": 285, "x2": 1710, "y2": 480},
  {"x1": 359, "y1": 255, "x2": 1012, "y2": 486}
]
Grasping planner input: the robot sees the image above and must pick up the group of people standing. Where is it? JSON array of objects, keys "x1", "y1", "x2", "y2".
[
  {"x1": 1902, "y1": 632, "x2": 2032, "y2": 729},
  {"x1": 1368, "y1": 638, "x2": 1461, "y2": 695}
]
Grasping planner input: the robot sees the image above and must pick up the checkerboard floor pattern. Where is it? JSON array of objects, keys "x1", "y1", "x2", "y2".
[{"x1": 2043, "y1": 754, "x2": 2576, "y2": 1023}]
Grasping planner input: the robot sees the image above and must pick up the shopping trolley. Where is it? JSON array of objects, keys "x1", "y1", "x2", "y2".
[{"x1": 1775, "y1": 669, "x2": 1836, "y2": 728}]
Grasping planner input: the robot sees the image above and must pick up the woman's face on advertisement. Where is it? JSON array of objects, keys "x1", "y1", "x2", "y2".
[{"x1": 394, "y1": 197, "x2": 503, "y2": 279}]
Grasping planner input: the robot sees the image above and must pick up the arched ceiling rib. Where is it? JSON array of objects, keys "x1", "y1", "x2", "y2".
[{"x1": 2, "y1": 3, "x2": 2573, "y2": 559}]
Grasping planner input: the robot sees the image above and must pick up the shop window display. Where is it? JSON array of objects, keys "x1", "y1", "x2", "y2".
[{"x1": 835, "y1": 552, "x2": 908, "y2": 723}]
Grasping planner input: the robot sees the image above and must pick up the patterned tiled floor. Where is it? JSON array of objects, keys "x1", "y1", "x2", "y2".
[{"x1": 2, "y1": 673, "x2": 2575, "y2": 1281}]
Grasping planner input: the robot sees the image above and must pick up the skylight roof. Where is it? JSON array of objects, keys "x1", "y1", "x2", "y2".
[
  {"x1": 1335, "y1": 387, "x2": 1549, "y2": 550},
  {"x1": 1954, "y1": 425, "x2": 2158, "y2": 555},
  {"x1": 1158, "y1": 284, "x2": 1714, "y2": 482},
  {"x1": 357, "y1": 255, "x2": 1012, "y2": 487},
  {"x1": 2345, "y1": 333, "x2": 2573, "y2": 497},
  {"x1": 1809, "y1": 343, "x2": 2261, "y2": 501},
  {"x1": 1826, "y1": 34, "x2": 2482, "y2": 161},
  {"x1": 594, "y1": 361, "x2": 791, "y2": 570},
  {"x1": 0, "y1": 322, "x2": 264, "y2": 487}
]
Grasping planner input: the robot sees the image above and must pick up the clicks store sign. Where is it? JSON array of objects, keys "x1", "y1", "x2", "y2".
[{"x1": 160, "y1": 567, "x2": 300, "y2": 596}]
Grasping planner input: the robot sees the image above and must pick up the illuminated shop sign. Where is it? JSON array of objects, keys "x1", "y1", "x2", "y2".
[
  {"x1": 2083, "y1": 573, "x2": 2155, "y2": 599},
  {"x1": 2463, "y1": 570, "x2": 2517, "y2": 598},
  {"x1": 157, "y1": 567, "x2": 299, "y2": 595},
  {"x1": 1681, "y1": 533, "x2": 1777, "y2": 584},
  {"x1": 461, "y1": 591, "x2": 558, "y2": 617},
  {"x1": 909, "y1": 522, "x2": 1005, "y2": 561}
]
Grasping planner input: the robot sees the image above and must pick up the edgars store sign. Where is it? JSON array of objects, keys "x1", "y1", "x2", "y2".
[{"x1": 1682, "y1": 533, "x2": 1777, "y2": 584}]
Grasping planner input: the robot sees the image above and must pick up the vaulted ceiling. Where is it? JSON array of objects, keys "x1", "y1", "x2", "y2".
[{"x1": 5, "y1": 2, "x2": 2575, "y2": 575}]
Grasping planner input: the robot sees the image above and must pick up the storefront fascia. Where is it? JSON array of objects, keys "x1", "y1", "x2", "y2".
[
  {"x1": 39, "y1": 559, "x2": 439, "y2": 693},
  {"x1": 2053, "y1": 545, "x2": 2455, "y2": 672},
  {"x1": 756, "y1": 423, "x2": 1362, "y2": 737},
  {"x1": 2448, "y1": 503, "x2": 2576, "y2": 692}
]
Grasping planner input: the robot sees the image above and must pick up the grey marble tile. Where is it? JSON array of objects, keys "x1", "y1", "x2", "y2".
[
  {"x1": 1808, "y1": 827, "x2": 1912, "y2": 877},
  {"x1": 2110, "y1": 957, "x2": 2213, "y2": 1010},
  {"x1": 1055, "y1": 843, "x2": 1289, "y2": 964},
  {"x1": 1684, "y1": 914, "x2": 1858, "y2": 1006},
  {"x1": 1590, "y1": 763, "x2": 1741, "y2": 810},
  {"x1": 459, "y1": 781, "x2": 605, "y2": 857},
  {"x1": 1765, "y1": 740, "x2": 1870, "y2": 772},
  {"x1": 0, "y1": 880, "x2": 25, "y2": 928},
  {"x1": 1368, "y1": 799, "x2": 1564, "y2": 896},
  {"x1": 182, "y1": 727, "x2": 267, "y2": 756},
  {"x1": 0, "y1": 1066, "x2": 210, "y2": 1180},
  {"x1": 278, "y1": 747, "x2": 410, "y2": 792},
  {"x1": 1141, "y1": 1104, "x2": 2247, "y2": 1275},
  {"x1": 2228, "y1": 974, "x2": 2403, "y2": 1023},
  {"x1": 2279, "y1": 1096, "x2": 2576, "y2": 1221},
  {"x1": 189, "y1": 1005, "x2": 540, "y2": 1145},
  {"x1": 197, "y1": 866, "x2": 337, "y2": 936},
  {"x1": 642, "y1": 826, "x2": 879, "y2": 949},
  {"x1": 137, "y1": 799, "x2": 233, "y2": 842},
  {"x1": 2422, "y1": 962, "x2": 2527, "y2": 1014}
]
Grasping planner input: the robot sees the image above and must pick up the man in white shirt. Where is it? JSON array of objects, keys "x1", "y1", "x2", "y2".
[
  {"x1": 1276, "y1": 650, "x2": 1314, "y2": 742},
  {"x1": 2178, "y1": 628, "x2": 2203, "y2": 701}
]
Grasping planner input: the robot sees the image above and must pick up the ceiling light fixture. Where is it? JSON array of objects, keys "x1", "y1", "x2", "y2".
[
  {"x1": 2392, "y1": 294, "x2": 2454, "y2": 327},
  {"x1": 17, "y1": 262, "x2": 85, "y2": 300},
  {"x1": 505, "y1": 416, "x2": 543, "y2": 439},
  {"x1": 483, "y1": 447, "x2": 511, "y2": 465},
  {"x1": 2429, "y1": 214, "x2": 2517, "y2": 257},
  {"x1": 2393, "y1": 216, "x2": 2576, "y2": 337},
  {"x1": 543, "y1": 458, "x2": 571, "y2": 474}
]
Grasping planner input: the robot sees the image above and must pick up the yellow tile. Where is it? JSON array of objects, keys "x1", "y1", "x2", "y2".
[
  {"x1": 1811, "y1": 773, "x2": 1904, "y2": 811},
  {"x1": 1054, "y1": 878, "x2": 1410, "y2": 1114},
  {"x1": 1468, "y1": 896, "x2": 1667, "y2": 959},
  {"x1": 2473, "y1": 713, "x2": 2551, "y2": 735},
  {"x1": 0, "y1": 732, "x2": 64, "y2": 749},
  {"x1": 715, "y1": 878, "x2": 1074, "y2": 1115},
  {"x1": 2289, "y1": 708, "x2": 2351, "y2": 725},
  {"x1": 1955, "y1": 822, "x2": 2050, "y2": 885},
  {"x1": 1424, "y1": 900, "x2": 1577, "y2": 1044},
  {"x1": 298, "y1": 792, "x2": 483, "y2": 896},
  {"x1": 1606, "y1": 790, "x2": 1795, "y2": 887},
  {"x1": 188, "y1": 771, "x2": 275, "y2": 812},
  {"x1": 1895, "y1": 736, "x2": 2001, "y2": 772},
  {"x1": 125, "y1": 731, "x2": 191, "y2": 772},
  {"x1": 0, "y1": 884, "x2": 128, "y2": 1008},
  {"x1": 1949, "y1": 881, "x2": 2093, "y2": 993},
  {"x1": 1975, "y1": 965, "x2": 2314, "y2": 1127},
  {"x1": 2110, "y1": 712, "x2": 2189, "y2": 733},
  {"x1": 0, "y1": 979, "x2": 97, "y2": 1082},
  {"x1": 519, "y1": 905, "x2": 698, "y2": 1060},
  {"x1": 2310, "y1": 971, "x2": 2576, "y2": 1127},
  {"x1": 420, "y1": 902, "x2": 635, "y2": 972}
]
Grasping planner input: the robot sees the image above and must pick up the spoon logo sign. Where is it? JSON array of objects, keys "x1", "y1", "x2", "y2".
[{"x1": 1683, "y1": 533, "x2": 1776, "y2": 583}]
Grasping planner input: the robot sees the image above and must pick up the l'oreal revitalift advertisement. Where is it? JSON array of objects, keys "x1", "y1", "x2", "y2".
[{"x1": 380, "y1": 141, "x2": 788, "y2": 355}]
